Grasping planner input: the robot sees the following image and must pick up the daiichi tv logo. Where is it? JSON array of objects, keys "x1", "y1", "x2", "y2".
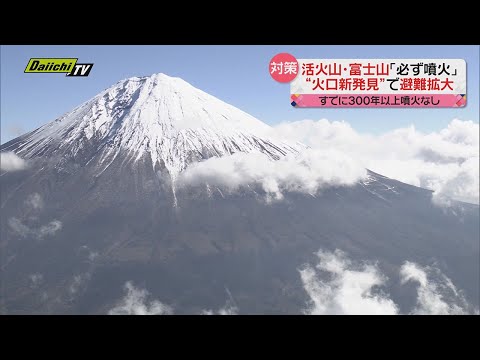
[{"x1": 24, "y1": 58, "x2": 93, "y2": 77}]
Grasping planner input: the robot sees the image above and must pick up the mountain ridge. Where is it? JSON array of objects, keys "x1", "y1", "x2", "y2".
[{"x1": 1, "y1": 73, "x2": 304, "y2": 180}]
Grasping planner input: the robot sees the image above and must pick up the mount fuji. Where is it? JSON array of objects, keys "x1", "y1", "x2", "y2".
[
  {"x1": 4, "y1": 73, "x2": 303, "y2": 177},
  {"x1": 1, "y1": 73, "x2": 478, "y2": 314}
]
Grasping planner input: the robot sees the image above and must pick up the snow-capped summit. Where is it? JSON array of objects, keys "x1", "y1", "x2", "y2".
[{"x1": 5, "y1": 73, "x2": 302, "y2": 178}]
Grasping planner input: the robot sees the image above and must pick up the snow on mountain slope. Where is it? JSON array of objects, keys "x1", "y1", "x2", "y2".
[{"x1": 3, "y1": 73, "x2": 304, "y2": 178}]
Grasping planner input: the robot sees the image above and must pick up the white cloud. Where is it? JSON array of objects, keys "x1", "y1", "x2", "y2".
[
  {"x1": 88, "y1": 251, "x2": 99, "y2": 261},
  {"x1": 38, "y1": 220, "x2": 62, "y2": 238},
  {"x1": 179, "y1": 149, "x2": 367, "y2": 201},
  {"x1": 108, "y1": 282, "x2": 173, "y2": 315},
  {"x1": 69, "y1": 273, "x2": 91, "y2": 295},
  {"x1": 79, "y1": 245, "x2": 99, "y2": 261},
  {"x1": 217, "y1": 305, "x2": 238, "y2": 315},
  {"x1": 8, "y1": 192, "x2": 61, "y2": 239},
  {"x1": 0, "y1": 151, "x2": 27, "y2": 171},
  {"x1": 201, "y1": 303, "x2": 239, "y2": 315},
  {"x1": 29, "y1": 273, "x2": 44, "y2": 288},
  {"x1": 271, "y1": 119, "x2": 479, "y2": 204},
  {"x1": 400, "y1": 261, "x2": 470, "y2": 315},
  {"x1": 300, "y1": 249, "x2": 399, "y2": 315},
  {"x1": 8, "y1": 217, "x2": 31, "y2": 238},
  {"x1": 300, "y1": 249, "x2": 477, "y2": 315},
  {"x1": 25, "y1": 193, "x2": 44, "y2": 210},
  {"x1": 8, "y1": 217, "x2": 62, "y2": 239}
]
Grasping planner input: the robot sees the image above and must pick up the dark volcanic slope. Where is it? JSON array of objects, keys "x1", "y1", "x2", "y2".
[
  {"x1": 1, "y1": 73, "x2": 478, "y2": 314},
  {"x1": 1, "y1": 151, "x2": 478, "y2": 314}
]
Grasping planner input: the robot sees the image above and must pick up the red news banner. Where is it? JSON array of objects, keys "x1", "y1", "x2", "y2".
[{"x1": 279, "y1": 58, "x2": 466, "y2": 108}]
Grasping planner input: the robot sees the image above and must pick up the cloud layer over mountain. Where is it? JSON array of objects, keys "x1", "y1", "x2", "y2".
[
  {"x1": 271, "y1": 119, "x2": 479, "y2": 204},
  {"x1": 300, "y1": 249, "x2": 399, "y2": 315},
  {"x1": 1, "y1": 152, "x2": 27, "y2": 171},
  {"x1": 108, "y1": 282, "x2": 173, "y2": 315},
  {"x1": 179, "y1": 149, "x2": 367, "y2": 201},
  {"x1": 300, "y1": 249, "x2": 476, "y2": 315}
]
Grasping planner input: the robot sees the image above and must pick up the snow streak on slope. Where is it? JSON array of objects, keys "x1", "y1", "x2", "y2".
[{"x1": 3, "y1": 73, "x2": 303, "y2": 179}]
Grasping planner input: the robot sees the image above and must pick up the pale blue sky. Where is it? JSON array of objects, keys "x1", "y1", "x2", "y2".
[{"x1": 1, "y1": 45, "x2": 478, "y2": 144}]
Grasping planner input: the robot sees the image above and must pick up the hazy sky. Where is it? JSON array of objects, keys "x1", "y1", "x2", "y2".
[{"x1": 1, "y1": 45, "x2": 478, "y2": 143}]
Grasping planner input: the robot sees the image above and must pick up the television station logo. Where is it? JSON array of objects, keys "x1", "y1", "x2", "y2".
[{"x1": 24, "y1": 58, "x2": 93, "y2": 77}]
